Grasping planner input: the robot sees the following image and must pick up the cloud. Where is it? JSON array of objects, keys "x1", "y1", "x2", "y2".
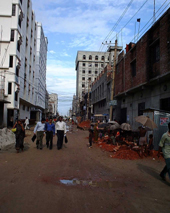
[{"x1": 49, "y1": 50, "x2": 56, "y2": 54}]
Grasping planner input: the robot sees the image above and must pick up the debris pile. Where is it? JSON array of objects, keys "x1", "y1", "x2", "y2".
[
  {"x1": 77, "y1": 120, "x2": 91, "y2": 130},
  {"x1": 0, "y1": 128, "x2": 15, "y2": 149}
]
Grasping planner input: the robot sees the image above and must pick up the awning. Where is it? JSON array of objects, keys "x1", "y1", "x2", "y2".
[{"x1": 94, "y1": 114, "x2": 104, "y2": 117}]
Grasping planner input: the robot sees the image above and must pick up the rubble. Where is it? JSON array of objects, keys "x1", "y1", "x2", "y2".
[{"x1": 0, "y1": 128, "x2": 15, "y2": 149}]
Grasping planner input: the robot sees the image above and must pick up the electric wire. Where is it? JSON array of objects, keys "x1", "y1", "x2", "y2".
[
  {"x1": 110, "y1": 0, "x2": 149, "y2": 42},
  {"x1": 99, "y1": 0, "x2": 134, "y2": 52}
]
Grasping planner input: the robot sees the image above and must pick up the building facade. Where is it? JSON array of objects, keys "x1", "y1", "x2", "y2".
[
  {"x1": 0, "y1": 0, "x2": 48, "y2": 126},
  {"x1": 75, "y1": 50, "x2": 113, "y2": 102},
  {"x1": 48, "y1": 93, "x2": 58, "y2": 117},
  {"x1": 113, "y1": 8, "x2": 170, "y2": 129},
  {"x1": 91, "y1": 65, "x2": 112, "y2": 118}
]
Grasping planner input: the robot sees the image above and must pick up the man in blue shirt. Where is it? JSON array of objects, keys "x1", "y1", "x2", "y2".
[{"x1": 44, "y1": 117, "x2": 55, "y2": 150}]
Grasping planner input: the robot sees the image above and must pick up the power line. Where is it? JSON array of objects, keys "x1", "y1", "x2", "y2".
[
  {"x1": 110, "y1": 0, "x2": 149, "y2": 42},
  {"x1": 99, "y1": 0, "x2": 134, "y2": 52},
  {"x1": 131, "y1": 0, "x2": 169, "y2": 44}
]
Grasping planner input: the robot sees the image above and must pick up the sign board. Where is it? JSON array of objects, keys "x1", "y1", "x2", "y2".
[
  {"x1": 109, "y1": 100, "x2": 117, "y2": 106},
  {"x1": 160, "y1": 117, "x2": 169, "y2": 126}
]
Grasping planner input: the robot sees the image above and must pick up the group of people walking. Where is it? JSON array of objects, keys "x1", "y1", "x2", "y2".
[
  {"x1": 34, "y1": 116, "x2": 67, "y2": 150},
  {"x1": 13, "y1": 116, "x2": 67, "y2": 153}
]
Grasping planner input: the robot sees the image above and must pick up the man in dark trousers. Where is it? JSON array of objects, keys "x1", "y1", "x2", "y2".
[
  {"x1": 44, "y1": 117, "x2": 55, "y2": 150},
  {"x1": 55, "y1": 116, "x2": 66, "y2": 150}
]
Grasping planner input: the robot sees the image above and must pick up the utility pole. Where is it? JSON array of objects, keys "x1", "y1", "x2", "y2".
[{"x1": 109, "y1": 39, "x2": 117, "y2": 121}]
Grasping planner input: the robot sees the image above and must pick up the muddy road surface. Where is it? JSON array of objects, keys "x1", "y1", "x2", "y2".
[{"x1": 0, "y1": 125, "x2": 170, "y2": 213}]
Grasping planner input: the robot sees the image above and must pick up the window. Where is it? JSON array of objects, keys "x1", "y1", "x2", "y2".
[
  {"x1": 82, "y1": 70, "x2": 85, "y2": 74},
  {"x1": 152, "y1": 42, "x2": 160, "y2": 63},
  {"x1": 17, "y1": 41, "x2": 20, "y2": 52},
  {"x1": 83, "y1": 55, "x2": 86, "y2": 60},
  {"x1": 131, "y1": 60, "x2": 136, "y2": 77},
  {"x1": 83, "y1": 63, "x2": 85, "y2": 67},
  {"x1": 95, "y1": 71, "x2": 98, "y2": 74},
  {"x1": 23, "y1": 105, "x2": 25, "y2": 110},
  {"x1": 95, "y1": 55, "x2": 98, "y2": 60},
  {"x1": 8, "y1": 83, "x2": 12, "y2": 94},
  {"x1": 9, "y1": 56, "x2": 13, "y2": 67},
  {"x1": 12, "y1": 4, "x2": 16, "y2": 16},
  {"x1": 88, "y1": 78, "x2": 91, "y2": 81},
  {"x1": 89, "y1": 63, "x2": 92, "y2": 67},
  {"x1": 101, "y1": 63, "x2": 104, "y2": 67},
  {"x1": 15, "y1": 92, "x2": 18, "y2": 101},
  {"x1": 108, "y1": 56, "x2": 109, "y2": 60},
  {"x1": 20, "y1": 0, "x2": 22, "y2": 4},
  {"x1": 160, "y1": 98, "x2": 170, "y2": 112},
  {"x1": 82, "y1": 77, "x2": 85, "y2": 80},
  {"x1": 18, "y1": 17, "x2": 21, "y2": 28},
  {"x1": 16, "y1": 67, "x2": 19, "y2": 76},
  {"x1": 101, "y1": 56, "x2": 104, "y2": 60},
  {"x1": 82, "y1": 84, "x2": 85, "y2": 87},
  {"x1": 10, "y1": 30, "x2": 14, "y2": 41},
  {"x1": 138, "y1": 102, "x2": 145, "y2": 116},
  {"x1": 95, "y1": 63, "x2": 98, "y2": 67},
  {"x1": 89, "y1": 55, "x2": 92, "y2": 60},
  {"x1": 88, "y1": 70, "x2": 91, "y2": 74},
  {"x1": 27, "y1": 106, "x2": 29, "y2": 111}
]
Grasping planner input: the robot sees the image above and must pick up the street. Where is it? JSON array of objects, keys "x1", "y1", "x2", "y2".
[{"x1": 0, "y1": 125, "x2": 170, "y2": 213}]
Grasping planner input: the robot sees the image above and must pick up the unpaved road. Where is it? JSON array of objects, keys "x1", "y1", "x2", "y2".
[{"x1": 0, "y1": 125, "x2": 170, "y2": 213}]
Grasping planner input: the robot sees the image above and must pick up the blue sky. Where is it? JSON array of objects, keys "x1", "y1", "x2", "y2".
[{"x1": 31, "y1": 0, "x2": 169, "y2": 116}]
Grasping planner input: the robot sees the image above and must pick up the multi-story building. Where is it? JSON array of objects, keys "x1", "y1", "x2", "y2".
[
  {"x1": 48, "y1": 93, "x2": 58, "y2": 117},
  {"x1": 75, "y1": 50, "x2": 111, "y2": 102},
  {"x1": 91, "y1": 64, "x2": 112, "y2": 118},
  {"x1": 0, "y1": 0, "x2": 48, "y2": 126},
  {"x1": 75, "y1": 47, "x2": 122, "y2": 103},
  {"x1": 113, "y1": 8, "x2": 170, "y2": 148}
]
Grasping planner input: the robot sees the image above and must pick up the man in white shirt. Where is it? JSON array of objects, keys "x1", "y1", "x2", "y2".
[
  {"x1": 55, "y1": 116, "x2": 66, "y2": 150},
  {"x1": 34, "y1": 118, "x2": 46, "y2": 149},
  {"x1": 24, "y1": 117, "x2": 29, "y2": 129}
]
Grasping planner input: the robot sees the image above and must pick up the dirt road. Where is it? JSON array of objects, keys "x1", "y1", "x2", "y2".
[{"x1": 0, "y1": 125, "x2": 170, "y2": 213}]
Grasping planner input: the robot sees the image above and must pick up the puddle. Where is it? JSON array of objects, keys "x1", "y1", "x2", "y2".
[{"x1": 59, "y1": 179, "x2": 125, "y2": 188}]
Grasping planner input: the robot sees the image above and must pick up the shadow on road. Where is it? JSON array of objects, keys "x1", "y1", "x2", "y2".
[{"x1": 137, "y1": 163, "x2": 170, "y2": 186}]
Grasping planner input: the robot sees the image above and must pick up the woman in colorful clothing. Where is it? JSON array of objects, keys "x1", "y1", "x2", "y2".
[{"x1": 13, "y1": 120, "x2": 25, "y2": 153}]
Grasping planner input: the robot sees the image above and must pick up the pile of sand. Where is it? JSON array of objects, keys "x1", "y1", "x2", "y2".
[{"x1": 0, "y1": 128, "x2": 15, "y2": 150}]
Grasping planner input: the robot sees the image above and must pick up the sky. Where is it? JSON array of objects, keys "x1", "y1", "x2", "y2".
[{"x1": 31, "y1": 0, "x2": 169, "y2": 116}]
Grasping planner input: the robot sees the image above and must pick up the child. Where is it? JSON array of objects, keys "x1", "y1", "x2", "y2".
[{"x1": 89, "y1": 129, "x2": 93, "y2": 148}]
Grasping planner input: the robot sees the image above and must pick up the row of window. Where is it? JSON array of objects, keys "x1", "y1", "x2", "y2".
[
  {"x1": 82, "y1": 70, "x2": 98, "y2": 74},
  {"x1": 82, "y1": 62, "x2": 104, "y2": 68},
  {"x1": 82, "y1": 55, "x2": 108, "y2": 61}
]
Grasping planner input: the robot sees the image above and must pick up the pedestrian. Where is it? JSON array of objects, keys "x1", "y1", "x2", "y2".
[
  {"x1": 147, "y1": 134, "x2": 154, "y2": 156},
  {"x1": 55, "y1": 116, "x2": 66, "y2": 150},
  {"x1": 94, "y1": 123, "x2": 98, "y2": 142},
  {"x1": 158, "y1": 122, "x2": 170, "y2": 181},
  {"x1": 34, "y1": 118, "x2": 46, "y2": 150},
  {"x1": 24, "y1": 117, "x2": 29, "y2": 129},
  {"x1": 44, "y1": 117, "x2": 55, "y2": 150},
  {"x1": 89, "y1": 129, "x2": 93, "y2": 148},
  {"x1": 13, "y1": 120, "x2": 25, "y2": 153}
]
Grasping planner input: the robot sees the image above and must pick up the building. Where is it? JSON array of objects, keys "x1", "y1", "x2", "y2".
[
  {"x1": 48, "y1": 93, "x2": 58, "y2": 117},
  {"x1": 91, "y1": 64, "x2": 112, "y2": 118},
  {"x1": 75, "y1": 49, "x2": 113, "y2": 101},
  {"x1": 0, "y1": 0, "x2": 48, "y2": 126},
  {"x1": 113, "y1": 8, "x2": 170, "y2": 128}
]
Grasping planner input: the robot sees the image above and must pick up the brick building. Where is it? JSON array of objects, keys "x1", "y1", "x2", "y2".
[{"x1": 113, "y1": 8, "x2": 170, "y2": 129}]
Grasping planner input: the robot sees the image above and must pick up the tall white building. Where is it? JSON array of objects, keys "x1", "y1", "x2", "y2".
[
  {"x1": 75, "y1": 47, "x2": 122, "y2": 101},
  {"x1": 48, "y1": 93, "x2": 58, "y2": 117},
  {"x1": 0, "y1": 0, "x2": 48, "y2": 126}
]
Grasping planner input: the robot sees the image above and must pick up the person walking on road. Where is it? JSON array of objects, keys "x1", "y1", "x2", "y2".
[
  {"x1": 158, "y1": 122, "x2": 170, "y2": 181},
  {"x1": 55, "y1": 116, "x2": 66, "y2": 150},
  {"x1": 24, "y1": 117, "x2": 29, "y2": 129},
  {"x1": 34, "y1": 118, "x2": 46, "y2": 150},
  {"x1": 13, "y1": 120, "x2": 25, "y2": 153},
  {"x1": 44, "y1": 118, "x2": 55, "y2": 150}
]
